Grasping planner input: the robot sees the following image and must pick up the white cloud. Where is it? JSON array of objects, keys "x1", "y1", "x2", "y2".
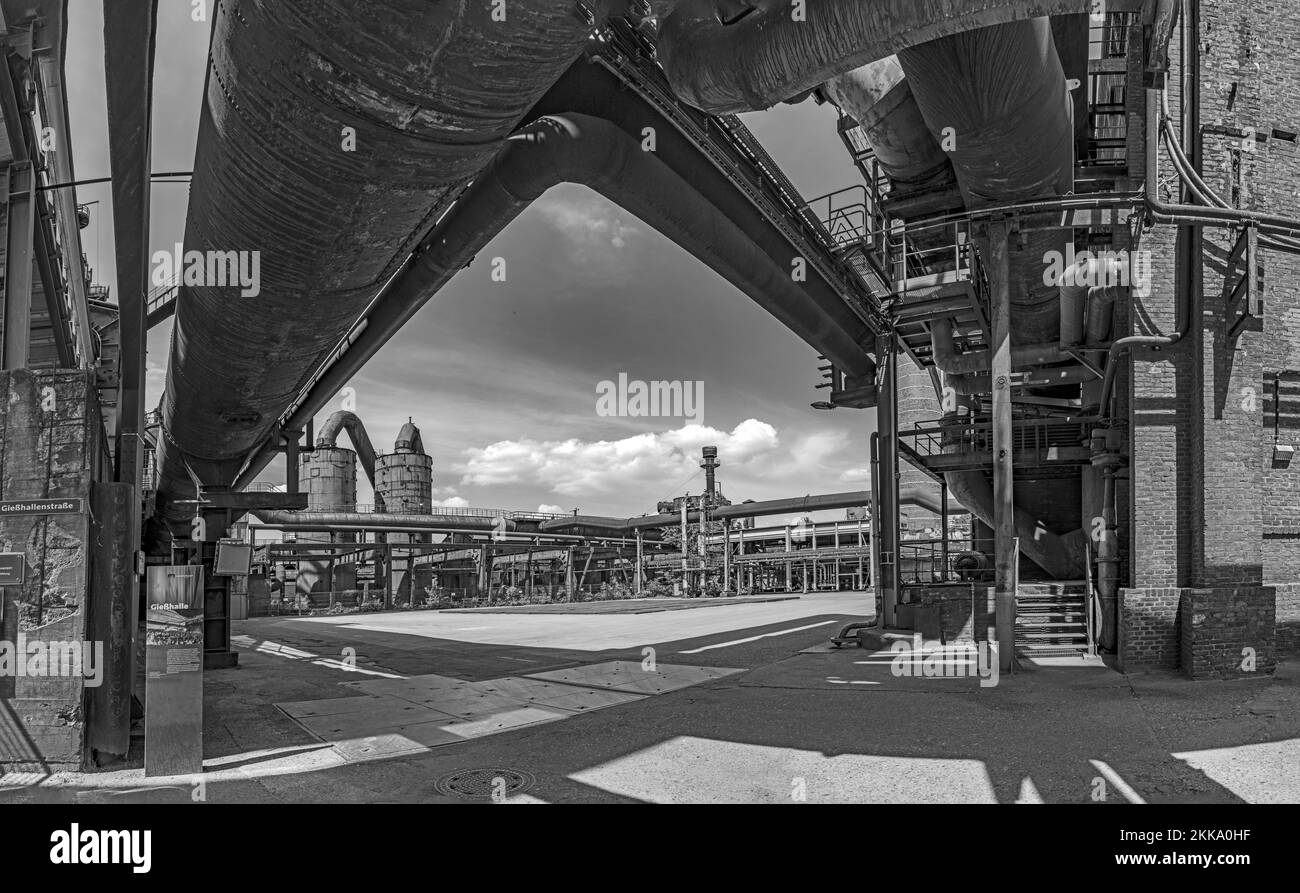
[
  {"x1": 537, "y1": 504, "x2": 566, "y2": 514},
  {"x1": 432, "y1": 496, "x2": 469, "y2": 509},
  {"x1": 533, "y1": 188, "x2": 638, "y2": 261},
  {"x1": 457, "y1": 418, "x2": 848, "y2": 501}
]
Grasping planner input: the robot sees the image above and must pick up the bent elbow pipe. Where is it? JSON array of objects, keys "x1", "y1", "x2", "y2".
[
  {"x1": 823, "y1": 58, "x2": 954, "y2": 189},
  {"x1": 315, "y1": 410, "x2": 379, "y2": 489}
]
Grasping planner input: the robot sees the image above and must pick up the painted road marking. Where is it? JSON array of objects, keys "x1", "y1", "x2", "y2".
[
  {"x1": 676, "y1": 621, "x2": 837, "y2": 654},
  {"x1": 1089, "y1": 759, "x2": 1147, "y2": 804}
]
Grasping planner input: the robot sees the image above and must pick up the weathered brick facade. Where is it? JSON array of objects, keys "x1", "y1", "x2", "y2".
[
  {"x1": 1179, "y1": 587, "x2": 1276, "y2": 678},
  {"x1": 1118, "y1": 587, "x2": 1181, "y2": 671},
  {"x1": 0, "y1": 370, "x2": 106, "y2": 769},
  {"x1": 1120, "y1": 2, "x2": 1299, "y2": 674}
]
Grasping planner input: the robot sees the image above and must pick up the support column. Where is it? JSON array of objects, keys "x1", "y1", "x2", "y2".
[
  {"x1": 1, "y1": 165, "x2": 34, "y2": 369},
  {"x1": 784, "y1": 525, "x2": 793, "y2": 592},
  {"x1": 635, "y1": 529, "x2": 644, "y2": 594},
  {"x1": 986, "y1": 218, "x2": 1017, "y2": 672},
  {"x1": 876, "y1": 334, "x2": 901, "y2": 628}
]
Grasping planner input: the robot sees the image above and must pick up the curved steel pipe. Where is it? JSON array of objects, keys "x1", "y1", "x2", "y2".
[
  {"x1": 315, "y1": 410, "x2": 378, "y2": 489},
  {"x1": 656, "y1": 0, "x2": 1095, "y2": 113},
  {"x1": 157, "y1": 0, "x2": 607, "y2": 505},
  {"x1": 823, "y1": 57, "x2": 953, "y2": 189},
  {"x1": 232, "y1": 67, "x2": 878, "y2": 495}
]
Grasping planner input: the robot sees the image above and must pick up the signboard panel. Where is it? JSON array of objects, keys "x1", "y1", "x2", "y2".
[
  {"x1": 0, "y1": 498, "x2": 85, "y2": 516},
  {"x1": 144, "y1": 565, "x2": 204, "y2": 777},
  {"x1": 0, "y1": 552, "x2": 25, "y2": 586}
]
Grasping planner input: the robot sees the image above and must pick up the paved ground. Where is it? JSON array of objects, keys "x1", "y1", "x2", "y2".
[{"x1": 2, "y1": 591, "x2": 1297, "y2": 804}]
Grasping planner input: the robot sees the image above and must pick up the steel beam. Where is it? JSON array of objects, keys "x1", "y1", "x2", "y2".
[
  {"x1": 1, "y1": 164, "x2": 34, "y2": 368},
  {"x1": 103, "y1": 0, "x2": 158, "y2": 490},
  {"x1": 985, "y1": 219, "x2": 1017, "y2": 672},
  {"x1": 876, "y1": 332, "x2": 901, "y2": 628}
]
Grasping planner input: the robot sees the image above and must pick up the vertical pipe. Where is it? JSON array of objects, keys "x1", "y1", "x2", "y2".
[
  {"x1": 869, "y1": 433, "x2": 882, "y2": 615},
  {"x1": 722, "y1": 522, "x2": 731, "y2": 592},
  {"x1": 635, "y1": 528, "x2": 644, "y2": 594},
  {"x1": 987, "y1": 219, "x2": 1017, "y2": 672},
  {"x1": 877, "y1": 333, "x2": 901, "y2": 628},
  {"x1": 680, "y1": 500, "x2": 689, "y2": 592},
  {"x1": 784, "y1": 525, "x2": 793, "y2": 592},
  {"x1": 941, "y1": 479, "x2": 950, "y2": 582}
]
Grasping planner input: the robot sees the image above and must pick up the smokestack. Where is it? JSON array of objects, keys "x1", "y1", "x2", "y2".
[{"x1": 701, "y1": 446, "x2": 719, "y2": 502}]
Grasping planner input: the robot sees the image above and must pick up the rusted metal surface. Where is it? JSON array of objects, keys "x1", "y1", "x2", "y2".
[
  {"x1": 157, "y1": 0, "x2": 605, "y2": 507},
  {"x1": 656, "y1": 0, "x2": 1095, "y2": 114}
]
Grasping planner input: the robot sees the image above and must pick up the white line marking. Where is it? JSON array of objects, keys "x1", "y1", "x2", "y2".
[
  {"x1": 1089, "y1": 759, "x2": 1147, "y2": 804},
  {"x1": 677, "y1": 621, "x2": 837, "y2": 654}
]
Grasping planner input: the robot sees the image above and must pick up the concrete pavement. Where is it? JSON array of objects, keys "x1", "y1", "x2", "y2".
[{"x1": 1, "y1": 592, "x2": 1297, "y2": 804}]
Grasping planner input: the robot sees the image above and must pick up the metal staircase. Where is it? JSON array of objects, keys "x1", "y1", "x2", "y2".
[{"x1": 1015, "y1": 581, "x2": 1092, "y2": 656}]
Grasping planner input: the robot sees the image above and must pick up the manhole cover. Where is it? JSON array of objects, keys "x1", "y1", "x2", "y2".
[{"x1": 435, "y1": 768, "x2": 535, "y2": 801}]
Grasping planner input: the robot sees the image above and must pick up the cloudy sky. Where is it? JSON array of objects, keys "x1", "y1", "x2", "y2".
[{"x1": 66, "y1": 2, "x2": 878, "y2": 518}]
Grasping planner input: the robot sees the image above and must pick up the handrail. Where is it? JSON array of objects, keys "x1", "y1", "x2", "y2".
[{"x1": 1084, "y1": 538, "x2": 1097, "y2": 656}]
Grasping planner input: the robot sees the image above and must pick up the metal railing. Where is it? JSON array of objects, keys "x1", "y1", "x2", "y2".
[
  {"x1": 900, "y1": 417, "x2": 1092, "y2": 462},
  {"x1": 897, "y1": 536, "x2": 994, "y2": 585}
]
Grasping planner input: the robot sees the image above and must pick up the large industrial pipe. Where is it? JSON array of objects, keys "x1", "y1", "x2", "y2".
[
  {"x1": 929, "y1": 318, "x2": 1062, "y2": 376},
  {"x1": 897, "y1": 18, "x2": 1074, "y2": 208},
  {"x1": 945, "y1": 469, "x2": 1086, "y2": 579},
  {"x1": 252, "y1": 511, "x2": 517, "y2": 533},
  {"x1": 823, "y1": 57, "x2": 954, "y2": 190},
  {"x1": 231, "y1": 71, "x2": 879, "y2": 494},
  {"x1": 538, "y1": 489, "x2": 932, "y2": 534},
  {"x1": 656, "y1": 0, "x2": 1096, "y2": 114},
  {"x1": 315, "y1": 410, "x2": 379, "y2": 488},
  {"x1": 156, "y1": 0, "x2": 609, "y2": 506}
]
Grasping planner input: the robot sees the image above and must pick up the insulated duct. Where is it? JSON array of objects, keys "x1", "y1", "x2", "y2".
[
  {"x1": 156, "y1": 0, "x2": 608, "y2": 506},
  {"x1": 896, "y1": 18, "x2": 1074, "y2": 208},
  {"x1": 823, "y1": 57, "x2": 954, "y2": 190},
  {"x1": 656, "y1": 0, "x2": 1095, "y2": 114},
  {"x1": 229, "y1": 59, "x2": 878, "y2": 496}
]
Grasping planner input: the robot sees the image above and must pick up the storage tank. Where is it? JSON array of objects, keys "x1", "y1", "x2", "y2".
[
  {"x1": 376, "y1": 421, "x2": 434, "y2": 602},
  {"x1": 296, "y1": 445, "x2": 359, "y2": 600}
]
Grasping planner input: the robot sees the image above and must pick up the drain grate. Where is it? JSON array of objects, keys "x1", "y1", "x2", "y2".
[{"x1": 435, "y1": 768, "x2": 535, "y2": 801}]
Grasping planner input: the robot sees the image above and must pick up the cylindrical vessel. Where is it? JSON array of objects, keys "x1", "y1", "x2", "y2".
[{"x1": 296, "y1": 446, "x2": 358, "y2": 600}]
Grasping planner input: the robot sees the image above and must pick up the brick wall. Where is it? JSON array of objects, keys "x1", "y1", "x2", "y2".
[
  {"x1": 1120, "y1": 1, "x2": 1300, "y2": 666},
  {"x1": 1179, "y1": 587, "x2": 1276, "y2": 678},
  {"x1": 1118, "y1": 587, "x2": 1181, "y2": 671},
  {"x1": 1274, "y1": 582, "x2": 1300, "y2": 653}
]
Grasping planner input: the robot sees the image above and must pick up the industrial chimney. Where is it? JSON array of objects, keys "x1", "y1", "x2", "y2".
[{"x1": 700, "y1": 446, "x2": 719, "y2": 503}]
